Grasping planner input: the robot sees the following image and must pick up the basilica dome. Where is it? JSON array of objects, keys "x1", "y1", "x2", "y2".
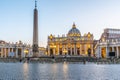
[{"x1": 68, "y1": 23, "x2": 81, "y2": 37}]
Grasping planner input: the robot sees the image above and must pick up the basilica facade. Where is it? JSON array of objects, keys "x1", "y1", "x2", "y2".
[{"x1": 47, "y1": 23, "x2": 96, "y2": 57}]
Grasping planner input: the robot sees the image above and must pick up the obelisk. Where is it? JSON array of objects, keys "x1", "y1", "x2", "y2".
[{"x1": 32, "y1": 0, "x2": 39, "y2": 57}]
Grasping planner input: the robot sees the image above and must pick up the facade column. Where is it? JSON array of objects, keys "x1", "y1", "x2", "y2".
[
  {"x1": 84, "y1": 44, "x2": 86, "y2": 56},
  {"x1": 16, "y1": 48, "x2": 18, "y2": 58},
  {"x1": 91, "y1": 45, "x2": 93, "y2": 56},
  {"x1": 83, "y1": 45, "x2": 85, "y2": 55},
  {"x1": 62, "y1": 45, "x2": 65, "y2": 55},
  {"x1": 53, "y1": 48, "x2": 55, "y2": 55},
  {"x1": 79, "y1": 47, "x2": 80, "y2": 55},
  {"x1": 62, "y1": 46, "x2": 63, "y2": 55},
  {"x1": 75, "y1": 45, "x2": 77, "y2": 55},
  {"x1": 58, "y1": 45, "x2": 59, "y2": 55},
  {"x1": 80, "y1": 45, "x2": 82, "y2": 55},
  {"x1": 70, "y1": 45, "x2": 72, "y2": 55},
  {"x1": 75, "y1": 44, "x2": 77, "y2": 55},
  {"x1": 117, "y1": 46, "x2": 119, "y2": 58},
  {"x1": 74, "y1": 44, "x2": 76, "y2": 55},
  {"x1": 66, "y1": 45, "x2": 68, "y2": 55},
  {"x1": 48, "y1": 46, "x2": 50, "y2": 56}
]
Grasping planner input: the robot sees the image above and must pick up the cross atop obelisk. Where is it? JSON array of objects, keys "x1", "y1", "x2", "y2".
[
  {"x1": 35, "y1": 0, "x2": 37, "y2": 8},
  {"x1": 32, "y1": 0, "x2": 39, "y2": 57}
]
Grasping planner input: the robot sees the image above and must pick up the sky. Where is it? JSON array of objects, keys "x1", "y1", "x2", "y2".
[{"x1": 1, "y1": 0, "x2": 120, "y2": 47}]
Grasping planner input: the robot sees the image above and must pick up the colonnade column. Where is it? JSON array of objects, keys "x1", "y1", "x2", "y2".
[
  {"x1": 106, "y1": 46, "x2": 109, "y2": 58},
  {"x1": 112, "y1": 47, "x2": 115, "y2": 57},
  {"x1": 28, "y1": 49, "x2": 31, "y2": 57},
  {"x1": 112, "y1": 47, "x2": 114, "y2": 52},
  {"x1": 16, "y1": 48, "x2": 18, "y2": 58},
  {"x1": 11, "y1": 48, "x2": 13, "y2": 52},
  {"x1": 21, "y1": 48, "x2": 25, "y2": 58},
  {"x1": 8, "y1": 48, "x2": 10, "y2": 55},
  {"x1": 117, "y1": 46, "x2": 119, "y2": 58},
  {"x1": 99, "y1": 47, "x2": 101, "y2": 58},
  {"x1": 4, "y1": 48, "x2": 6, "y2": 58},
  {"x1": 1, "y1": 48, "x2": 3, "y2": 58}
]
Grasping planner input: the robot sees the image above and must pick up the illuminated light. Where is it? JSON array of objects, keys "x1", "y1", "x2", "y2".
[
  {"x1": 101, "y1": 47, "x2": 106, "y2": 58},
  {"x1": 84, "y1": 33, "x2": 87, "y2": 36},
  {"x1": 88, "y1": 44, "x2": 90, "y2": 48},
  {"x1": 85, "y1": 51, "x2": 87, "y2": 54},
  {"x1": 50, "y1": 45, "x2": 56, "y2": 48},
  {"x1": 24, "y1": 49, "x2": 29, "y2": 57},
  {"x1": 102, "y1": 38, "x2": 105, "y2": 42},
  {"x1": 63, "y1": 49, "x2": 68, "y2": 54},
  {"x1": 24, "y1": 50, "x2": 28, "y2": 54},
  {"x1": 88, "y1": 34, "x2": 91, "y2": 38},
  {"x1": 23, "y1": 63, "x2": 29, "y2": 77},
  {"x1": 45, "y1": 52, "x2": 48, "y2": 55},
  {"x1": 49, "y1": 34, "x2": 53, "y2": 39},
  {"x1": 82, "y1": 38, "x2": 84, "y2": 40}
]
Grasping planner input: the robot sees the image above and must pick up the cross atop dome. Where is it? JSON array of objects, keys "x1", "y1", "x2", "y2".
[{"x1": 72, "y1": 22, "x2": 76, "y2": 28}]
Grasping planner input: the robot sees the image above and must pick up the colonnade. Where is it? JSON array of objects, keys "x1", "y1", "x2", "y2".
[
  {"x1": 0, "y1": 47, "x2": 31, "y2": 58},
  {"x1": 98, "y1": 46, "x2": 120, "y2": 58}
]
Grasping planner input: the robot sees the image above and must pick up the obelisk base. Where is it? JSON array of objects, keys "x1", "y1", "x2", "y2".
[{"x1": 33, "y1": 52, "x2": 39, "y2": 58}]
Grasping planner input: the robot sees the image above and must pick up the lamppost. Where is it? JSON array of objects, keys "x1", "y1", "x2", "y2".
[
  {"x1": 24, "y1": 49, "x2": 29, "y2": 57},
  {"x1": 63, "y1": 48, "x2": 68, "y2": 56}
]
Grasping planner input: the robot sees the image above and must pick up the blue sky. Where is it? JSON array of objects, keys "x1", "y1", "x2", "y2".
[{"x1": 1, "y1": 0, "x2": 120, "y2": 47}]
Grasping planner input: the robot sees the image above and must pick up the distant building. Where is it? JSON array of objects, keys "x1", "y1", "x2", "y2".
[
  {"x1": 39, "y1": 47, "x2": 46, "y2": 56},
  {"x1": 47, "y1": 23, "x2": 96, "y2": 57},
  {"x1": 95, "y1": 28, "x2": 120, "y2": 58}
]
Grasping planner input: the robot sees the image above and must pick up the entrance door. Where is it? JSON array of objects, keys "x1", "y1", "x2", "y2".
[
  {"x1": 87, "y1": 48, "x2": 91, "y2": 57},
  {"x1": 50, "y1": 49, "x2": 53, "y2": 56},
  {"x1": 101, "y1": 47, "x2": 106, "y2": 58},
  {"x1": 68, "y1": 50, "x2": 70, "y2": 55}
]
